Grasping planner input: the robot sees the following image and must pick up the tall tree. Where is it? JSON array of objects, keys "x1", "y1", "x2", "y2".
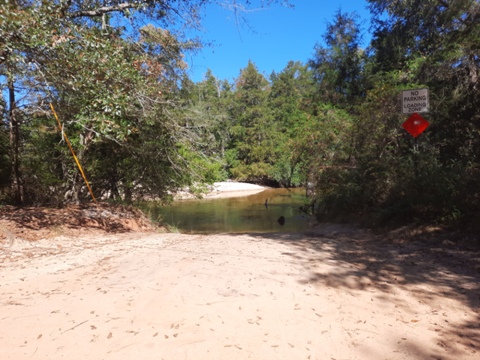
[
  {"x1": 229, "y1": 60, "x2": 275, "y2": 182},
  {"x1": 269, "y1": 61, "x2": 314, "y2": 186},
  {"x1": 309, "y1": 10, "x2": 366, "y2": 108},
  {"x1": 184, "y1": 69, "x2": 233, "y2": 158}
]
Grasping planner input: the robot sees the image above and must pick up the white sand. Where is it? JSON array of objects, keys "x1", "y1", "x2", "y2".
[
  {"x1": 175, "y1": 181, "x2": 267, "y2": 200},
  {"x1": 211, "y1": 181, "x2": 265, "y2": 192},
  {"x1": 205, "y1": 182, "x2": 266, "y2": 199}
]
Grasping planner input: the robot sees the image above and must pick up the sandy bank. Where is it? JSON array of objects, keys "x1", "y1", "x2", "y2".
[
  {"x1": 174, "y1": 181, "x2": 267, "y2": 200},
  {"x1": 1, "y1": 228, "x2": 479, "y2": 359}
]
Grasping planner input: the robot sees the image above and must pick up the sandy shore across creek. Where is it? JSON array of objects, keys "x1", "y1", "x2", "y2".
[{"x1": 174, "y1": 181, "x2": 267, "y2": 200}]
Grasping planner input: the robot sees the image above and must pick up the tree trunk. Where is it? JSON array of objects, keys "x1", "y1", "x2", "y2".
[
  {"x1": 8, "y1": 76, "x2": 23, "y2": 204},
  {"x1": 124, "y1": 185, "x2": 133, "y2": 204},
  {"x1": 468, "y1": 53, "x2": 478, "y2": 88}
]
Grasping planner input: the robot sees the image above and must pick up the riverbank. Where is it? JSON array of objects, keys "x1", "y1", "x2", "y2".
[
  {"x1": 0, "y1": 182, "x2": 266, "y2": 242},
  {"x1": 1, "y1": 223, "x2": 479, "y2": 359},
  {"x1": 174, "y1": 181, "x2": 268, "y2": 200}
]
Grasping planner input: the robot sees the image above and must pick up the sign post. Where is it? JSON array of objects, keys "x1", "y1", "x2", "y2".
[
  {"x1": 402, "y1": 112, "x2": 430, "y2": 179},
  {"x1": 401, "y1": 89, "x2": 430, "y2": 181}
]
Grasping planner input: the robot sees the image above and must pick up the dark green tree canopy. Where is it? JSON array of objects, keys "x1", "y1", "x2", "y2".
[{"x1": 309, "y1": 10, "x2": 366, "y2": 107}]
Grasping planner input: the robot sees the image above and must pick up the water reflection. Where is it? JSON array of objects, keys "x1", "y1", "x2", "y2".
[{"x1": 154, "y1": 188, "x2": 309, "y2": 234}]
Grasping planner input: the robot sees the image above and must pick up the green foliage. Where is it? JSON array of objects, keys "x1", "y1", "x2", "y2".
[
  {"x1": 309, "y1": 10, "x2": 366, "y2": 108},
  {"x1": 177, "y1": 143, "x2": 228, "y2": 184},
  {"x1": 268, "y1": 61, "x2": 315, "y2": 186},
  {"x1": 302, "y1": 0, "x2": 480, "y2": 229},
  {"x1": 0, "y1": 0, "x2": 215, "y2": 204},
  {"x1": 224, "y1": 148, "x2": 240, "y2": 177},
  {"x1": 227, "y1": 61, "x2": 278, "y2": 182}
]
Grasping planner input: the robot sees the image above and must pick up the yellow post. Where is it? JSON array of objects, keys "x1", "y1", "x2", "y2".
[{"x1": 50, "y1": 103, "x2": 97, "y2": 203}]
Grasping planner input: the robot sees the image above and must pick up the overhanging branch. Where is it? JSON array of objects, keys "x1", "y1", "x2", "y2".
[{"x1": 69, "y1": 2, "x2": 145, "y2": 18}]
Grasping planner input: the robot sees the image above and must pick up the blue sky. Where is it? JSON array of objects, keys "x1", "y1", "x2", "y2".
[{"x1": 185, "y1": 1, "x2": 372, "y2": 83}]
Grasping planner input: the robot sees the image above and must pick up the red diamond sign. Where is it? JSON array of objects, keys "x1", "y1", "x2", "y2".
[{"x1": 402, "y1": 113, "x2": 429, "y2": 138}]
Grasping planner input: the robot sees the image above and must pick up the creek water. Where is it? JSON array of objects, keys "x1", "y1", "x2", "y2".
[{"x1": 152, "y1": 188, "x2": 310, "y2": 234}]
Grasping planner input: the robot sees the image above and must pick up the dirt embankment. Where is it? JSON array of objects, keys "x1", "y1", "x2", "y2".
[{"x1": 0, "y1": 203, "x2": 156, "y2": 243}]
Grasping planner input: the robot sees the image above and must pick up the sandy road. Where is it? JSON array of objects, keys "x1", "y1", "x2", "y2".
[{"x1": 1, "y1": 229, "x2": 479, "y2": 359}]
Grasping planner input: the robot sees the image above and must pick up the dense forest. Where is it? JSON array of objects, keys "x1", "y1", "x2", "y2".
[{"x1": 1, "y1": 0, "x2": 479, "y2": 228}]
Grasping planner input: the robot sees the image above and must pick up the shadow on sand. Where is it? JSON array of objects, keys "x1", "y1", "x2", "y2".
[{"x1": 246, "y1": 225, "x2": 480, "y2": 359}]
